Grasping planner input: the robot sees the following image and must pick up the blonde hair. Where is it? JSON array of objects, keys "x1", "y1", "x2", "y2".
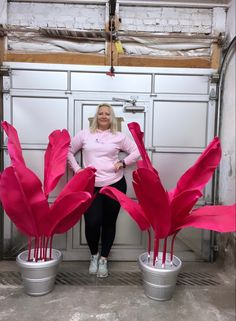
[{"x1": 90, "y1": 103, "x2": 118, "y2": 133}]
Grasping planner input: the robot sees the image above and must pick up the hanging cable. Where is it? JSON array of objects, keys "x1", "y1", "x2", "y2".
[
  {"x1": 210, "y1": 36, "x2": 236, "y2": 262},
  {"x1": 106, "y1": 0, "x2": 116, "y2": 76},
  {"x1": 211, "y1": 36, "x2": 236, "y2": 206},
  {"x1": 216, "y1": 36, "x2": 236, "y2": 137}
]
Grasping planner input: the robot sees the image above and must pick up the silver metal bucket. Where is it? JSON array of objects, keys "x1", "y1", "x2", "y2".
[
  {"x1": 138, "y1": 252, "x2": 182, "y2": 301},
  {"x1": 16, "y1": 249, "x2": 62, "y2": 296}
]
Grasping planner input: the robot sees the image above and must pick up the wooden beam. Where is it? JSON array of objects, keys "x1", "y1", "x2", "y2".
[
  {"x1": 118, "y1": 55, "x2": 211, "y2": 68},
  {"x1": 210, "y1": 43, "x2": 221, "y2": 70},
  {"x1": 0, "y1": 38, "x2": 6, "y2": 63},
  {"x1": 4, "y1": 52, "x2": 106, "y2": 65},
  {"x1": 106, "y1": 42, "x2": 118, "y2": 68},
  {"x1": 105, "y1": 11, "x2": 119, "y2": 73},
  {"x1": 4, "y1": 51, "x2": 213, "y2": 68}
]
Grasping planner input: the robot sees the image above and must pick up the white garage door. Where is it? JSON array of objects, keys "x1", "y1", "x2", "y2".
[{"x1": 1, "y1": 63, "x2": 217, "y2": 261}]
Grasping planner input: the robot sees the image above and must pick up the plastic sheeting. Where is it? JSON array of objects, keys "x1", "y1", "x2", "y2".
[
  {"x1": 7, "y1": 32, "x2": 212, "y2": 57},
  {"x1": 4, "y1": 25, "x2": 216, "y2": 57}
]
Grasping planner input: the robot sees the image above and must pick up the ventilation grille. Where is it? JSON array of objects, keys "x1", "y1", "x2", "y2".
[
  {"x1": 177, "y1": 272, "x2": 221, "y2": 286},
  {"x1": 0, "y1": 271, "x2": 221, "y2": 287}
]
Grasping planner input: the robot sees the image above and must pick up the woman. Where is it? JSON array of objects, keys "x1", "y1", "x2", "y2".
[{"x1": 67, "y1": 103, "x2": 140, "y2": 277}]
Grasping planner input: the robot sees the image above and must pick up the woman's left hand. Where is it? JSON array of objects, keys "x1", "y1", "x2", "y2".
[{"x1": 114, "y1": 161, "x2": 124, "y2": 172}]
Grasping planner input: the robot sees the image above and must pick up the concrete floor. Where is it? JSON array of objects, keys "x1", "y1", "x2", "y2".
[{"x1": 0, "y1": 259, "x2": 235, "y2": 321}]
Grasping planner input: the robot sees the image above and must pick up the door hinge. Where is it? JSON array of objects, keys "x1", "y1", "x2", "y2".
[
  {"x1": 212, "y1": 245, "x2": 219, "y2": 252},
  {"x1": 2, "y1": 89, "x2": 10, "y2": 95},
  {"x1": 0, "y1": 67, "x2": 10, "y2": 77},
  {"x1": 146, "y1": 147, "x2": 155, "y2": 152},
  {"x1": 209, "y1": 87, "x2": 217, "y2": 100}
]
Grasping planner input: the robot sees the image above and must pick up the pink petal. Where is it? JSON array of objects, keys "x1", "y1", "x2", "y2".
[
  {"x1": 0, "y1": 167, "x2": 39, "y2": 237},
  {"x1": 137, "y1": 160, "x2": 146, "y2": 168},
  {"x1": 169, "y1": 137, "x2": 221, "y2": 200},
  {"x1": 176, "y1": 204, "x2": 236, "y2": 232},
  {"x1": 1, "y1": 121, "x2": 25, "y2": 166},
  {"x1": 133, "y1": 168, "x2": 171, "y2": 238},
  {"x1": 170, "y1": 189, "x2": 202, "y2": 232},
  {"x1": 128, "y1": 122, "x2": 154, "y2": 171},
  {"x1": 100, "y1": 186, "x2": 149, "y2": 230},
  {"x1": 55, "y1": 167, "x2": 96, "y2": 205},
  {"x1": 13, "y1": 163, "x2": 50, "y2": 236},
  {"x1": 48, "y1": 191, "x2": 92, "y2": 235},
  {"x1": 44, "y1": 129, "x2": 70, "y2": 197}
]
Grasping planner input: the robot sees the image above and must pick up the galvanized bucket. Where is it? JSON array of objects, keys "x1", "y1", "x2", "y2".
[
  {"x1": 138, "y1": 252, "x2": 182, "y2": 301},
  {"x1": 16, "y1": 249, "x2": 62, "y2": 296}
]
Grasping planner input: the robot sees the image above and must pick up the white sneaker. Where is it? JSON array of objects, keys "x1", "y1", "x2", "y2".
[
  {"x1": 97, "y1": 257, "x2": 108, "y2": 278},
  {"x1": 89, "y1": 253, "x2": 99, "y2": 274}
]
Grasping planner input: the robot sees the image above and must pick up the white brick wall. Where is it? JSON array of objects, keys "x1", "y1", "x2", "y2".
[
  {"x1": 7, "y1": 2, "x2": 227, "y2": 36},
  {"x1": 119, "y1": 6, "x2": 213, "y2": 34},
  {"x1": 212, "y1": 7, "x2": 227, "y2": 35},
  {"x1": 0, "y1": 0, "x2": 7, "y2": 24},
  {"x1": 8, "y1": 3, "x2": 105, "y2": 30}
]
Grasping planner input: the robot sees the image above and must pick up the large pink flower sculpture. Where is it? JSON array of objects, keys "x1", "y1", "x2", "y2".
[
  {"x1": 0, "y1": 121, "x2": 96, "y2": 261},
  {"x1": 100, "y1": 122, "x2": 235, "y2": 266}
]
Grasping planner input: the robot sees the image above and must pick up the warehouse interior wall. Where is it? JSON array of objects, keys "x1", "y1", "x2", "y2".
[
  {"x1": 217, "y1": 0, "x2": 235, "y2": 272},
  {"x1": 0, "y1": 0, "x2": 235, "y2": 264}
]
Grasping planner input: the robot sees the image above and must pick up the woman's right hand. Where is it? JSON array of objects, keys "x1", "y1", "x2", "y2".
[{"x1": 114, "y1": 161, "x2": 124, "y2": 173}]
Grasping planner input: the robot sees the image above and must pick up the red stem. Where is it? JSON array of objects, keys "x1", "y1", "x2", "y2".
[
  {"x1": 42, "y1": 235, "x2": 46, "y2": 260},
  {"x1": 49, "y1": 236, "x2": 53, "y2": 260},
  {"x1": 162, "y1": 237, "x2": 167, "y2": 266},
  {"x1": 44, "y1": 236, "x2": 49, "y2": 261},
  {"x1": 170, "y1": 231, "x2": 179, "y2": 262},
  {"x1": 39, "y1": 236, "x2": 43, "y2": 260},
  {"x1": 153, "y1": 236, "x2": 159, "y2": 266},
  {"x1": 147, "y1": 229, "x2": 151, "y2": 257},
  {"x1": 33, "y1": 237, "x2": 37, "y2": 259},
  {"x1": 35, "y1": 237, "x2": 39, "y2": 262},
  {"x1": 27, "y1": 236, "x2": 32, "y2": 261}
]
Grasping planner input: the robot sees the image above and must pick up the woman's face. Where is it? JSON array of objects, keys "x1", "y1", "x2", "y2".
[{"x1": 97, "y1": 106, "x2": 111, "y2": 130}]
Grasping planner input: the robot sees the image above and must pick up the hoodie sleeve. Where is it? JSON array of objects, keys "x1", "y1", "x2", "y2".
[
  {"x1": 67, "y1": 131, "x2": 84, "y2": 173},
  {"x1": 120, "y1": 134, "x2": 140, "y2": 166}
]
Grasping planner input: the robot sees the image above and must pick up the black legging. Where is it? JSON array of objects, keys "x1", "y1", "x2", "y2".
[{"x1": 84, "y1": 176, "x2": 127, "y2": 258}]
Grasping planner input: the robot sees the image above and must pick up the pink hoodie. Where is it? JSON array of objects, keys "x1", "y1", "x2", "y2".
[{"x1": 67, "y1": 129, "x2": 140, "y2": 187}]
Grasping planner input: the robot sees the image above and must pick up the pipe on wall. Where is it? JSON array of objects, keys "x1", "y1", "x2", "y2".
[
  {"x1": 7, "y1": 0, "x2": 230, "y2": 9},
  {"x1": 214, "y1": 36, "x2": 236, "y2": 203}
]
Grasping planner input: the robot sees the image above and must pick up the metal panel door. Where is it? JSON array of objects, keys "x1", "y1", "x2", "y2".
[
  {"x1": 151, "y1": 74, "x2": 216, "y2": 261},
  {"x1": 1, "y1": 63, "x2": 217, "y2": 262},
  {"x1": 2, "y1": 94, "x2": 70, "y2": 257}
]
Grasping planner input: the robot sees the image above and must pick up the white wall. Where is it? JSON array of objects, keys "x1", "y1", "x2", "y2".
[
  {"x1": 0, "y1": 0, "x2": 7, "y2": 24},
  {"x1": 119, "y1": 6, "x2": 214, "y2": 33},
  {"x1": 8, "y1": 2, "x2": 105, "y2": 29},
  {"x1": 7, "y1": 2, "x2": 226, "y2": 34},
  {"x1": 216, "y1": 0, "x2": 235, "y2": 270},
  {"x1": 218, "y1": 0, "x2": 236, "y2": 205}
]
